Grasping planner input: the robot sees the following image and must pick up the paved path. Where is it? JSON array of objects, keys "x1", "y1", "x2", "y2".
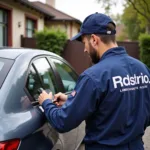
[{"x1": 143, "y1": 127, "x2": 150, "y2": 150}]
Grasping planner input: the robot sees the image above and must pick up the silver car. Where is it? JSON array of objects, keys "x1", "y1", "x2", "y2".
[{"x1": 0, "y1": 48, "x2": 85, "y2": 150}]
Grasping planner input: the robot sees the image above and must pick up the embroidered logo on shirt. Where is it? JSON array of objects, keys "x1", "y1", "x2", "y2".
[{"x1": 71, "y1": 90, "x2": 76, "y2": 97}]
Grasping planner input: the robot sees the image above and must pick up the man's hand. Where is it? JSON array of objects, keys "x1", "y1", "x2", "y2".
[
  {"x1": 53, "y1": 92, "x2": 68, "y2": 107},
  {"x1": 38, "y1": 91, "x2": 53, "y2": 105}
]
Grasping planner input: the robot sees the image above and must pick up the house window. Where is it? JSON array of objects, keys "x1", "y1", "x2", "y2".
[
  {"x1": 26, "y1": 17, "x2": 37, "y2": 38},
  {"x1": 0, "y1": 9, "x2": 8, "y2": 46}
]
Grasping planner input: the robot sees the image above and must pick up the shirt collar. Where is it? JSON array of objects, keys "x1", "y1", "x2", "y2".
[{"x1": 100, "y1": 46, "x2": 127, "y2": 61}]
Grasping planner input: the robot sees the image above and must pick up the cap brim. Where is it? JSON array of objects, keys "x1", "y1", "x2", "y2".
[{"x1": 70, "y1": 32, "x2": 82, "y2": 41}]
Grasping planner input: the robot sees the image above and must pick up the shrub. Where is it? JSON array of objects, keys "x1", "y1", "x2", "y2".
[
  {"x1": 34, "y1": 28, "x2": 67, "y2": 55},
  {"x1": 139, "y1": 34, "x2": 150, "y2": 68}
]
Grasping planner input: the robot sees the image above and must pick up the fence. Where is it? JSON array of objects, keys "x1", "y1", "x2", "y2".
[
  {"x1": 21, "y1": 36, "x2": 139, "y2": 74},
  {"x1": 118, "y1": 41, "x2": 139, "y2": 60},
  {"x1": 21, "y1": 35, "x2": 37, "y2": 49},
  {"x1": 62, "y1": 41, "x2": 139, "y2": 74}
]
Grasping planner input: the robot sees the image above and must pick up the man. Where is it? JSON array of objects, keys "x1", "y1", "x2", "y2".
[{"x1": 38, "y1": 12, "x2": 150, "y2": 150}]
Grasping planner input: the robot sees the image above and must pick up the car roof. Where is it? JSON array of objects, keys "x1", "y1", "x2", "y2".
[{"x1": 0, "y1": 48, "x2": 60, "y2": 59}]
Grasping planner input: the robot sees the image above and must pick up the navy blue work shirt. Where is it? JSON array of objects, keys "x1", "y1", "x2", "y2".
[{"x1": 42, "y1": 47, "x2": 150, "y2": 150}]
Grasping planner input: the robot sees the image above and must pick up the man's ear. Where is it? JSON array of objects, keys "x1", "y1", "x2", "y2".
[{"x1": 90, "y1": 34, "x2": 99, "y2": 47}]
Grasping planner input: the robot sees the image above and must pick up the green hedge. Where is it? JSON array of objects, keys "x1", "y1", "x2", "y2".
[
  {"x1": 34, "y1": 28, "x2": 67, "y2": 55},
  {"x1": 139, "y1": 34, "x2": 150, "y2": 68}
]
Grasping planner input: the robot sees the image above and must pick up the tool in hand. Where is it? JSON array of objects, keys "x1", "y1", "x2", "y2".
[{"x1": 37, "y1": 88, "x2": 58, "y2": 103}]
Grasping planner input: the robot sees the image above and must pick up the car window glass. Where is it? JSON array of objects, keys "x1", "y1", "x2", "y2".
[
  {"x1": 52, "y1": 59, "x2": 78, "y2": 92},
  {"x1": 33, "y1": 58, "x2": 56, "y2": 94},
  {"x1": 0, "y1": 58, "x2": 14, "y2": 88},
  {"x1": 0, "y1": 62, "x2": 4, "y2": 71},
  {"x1": 26, "y1": 65, "x2": 42, "y2": 100}
]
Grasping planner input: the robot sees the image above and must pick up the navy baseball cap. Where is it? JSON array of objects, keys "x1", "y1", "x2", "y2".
[{"x1": 71, "y1": 12, "x2": 116, "y2": 41}]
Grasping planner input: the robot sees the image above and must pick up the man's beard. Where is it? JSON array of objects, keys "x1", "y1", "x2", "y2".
[{"x1": 88, "y1": 42, "x2": 100, "y2": 64}]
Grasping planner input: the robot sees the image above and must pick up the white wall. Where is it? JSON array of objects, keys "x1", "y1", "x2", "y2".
[
  {"x1": 0, "y1": 0, "x2": 44, "y2": 47},
  {"x1": 45, "y1": 21, "x2": 80, "y2": 39},
  {"x1": 72, "y1": 22, "x2": 80, "y2": 38}
]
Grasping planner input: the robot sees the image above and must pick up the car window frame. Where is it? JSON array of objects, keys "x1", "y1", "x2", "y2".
[
  {"x1": 25, "y1": 63, "x2": 43, "y2": 103},
  {"x1": 33, "y1": 57, "x2": 57, "y2": 94},
  {"x1": 48, "y1": 56, "x2": 79, "y2": 94},
  {"x1": 47, "y1": 56, "x2": 66, "y2": 93},
  {"x1": 24, "y1": 55, "x2": 59, "y2": 105}
]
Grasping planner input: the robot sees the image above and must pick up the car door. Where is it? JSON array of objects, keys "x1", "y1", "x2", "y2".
[
  {"x1": 48, "y1": 57, "x2": 85, "y2": 149},
  {"x1": 25, "y1": 57, "x2": 62, "y2": 150}
]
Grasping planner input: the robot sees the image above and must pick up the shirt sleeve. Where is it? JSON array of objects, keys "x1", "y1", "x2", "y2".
[{"x1": 42, "y1": 73, "x2": 100, "y2": 133}]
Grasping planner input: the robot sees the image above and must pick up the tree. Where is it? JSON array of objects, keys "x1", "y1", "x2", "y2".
[
  {"x1": 97, "y1": 0, "x2": 150, "y2": 33},
  {"x1": 110, "y1": 14, "x2": 122, "y2": 25},
  {"x1": 122, "y1": 3, "x2": 145, "y2": 40},
  {"x1": 139, "y1": 34, "x2": 150, "y2": 68}
]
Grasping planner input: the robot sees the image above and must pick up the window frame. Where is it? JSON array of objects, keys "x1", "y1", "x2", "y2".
[
  {"x1": 48, "y1": 56, "x2": 79, "y2": 94},
  {"x1": 24, "y1": 63, "x2": 43, "y2": 104},
  {"x1": 0, "y1": 4, "x2": 12, "y2": 46},
  {"x1": 25, "y1": 14, "x2": 37, "y2": 38},
  {"x1": 24, "y1": 56, "x2": 58, "y2": 105}
]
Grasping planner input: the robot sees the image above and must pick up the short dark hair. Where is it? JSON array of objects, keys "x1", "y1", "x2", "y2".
[
  {"x1": 96, "y1": 23, "x2": 116, "y2": 44},
  {"x1": 83, "y1": 23, "x2": 116, "y2": 44}
]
